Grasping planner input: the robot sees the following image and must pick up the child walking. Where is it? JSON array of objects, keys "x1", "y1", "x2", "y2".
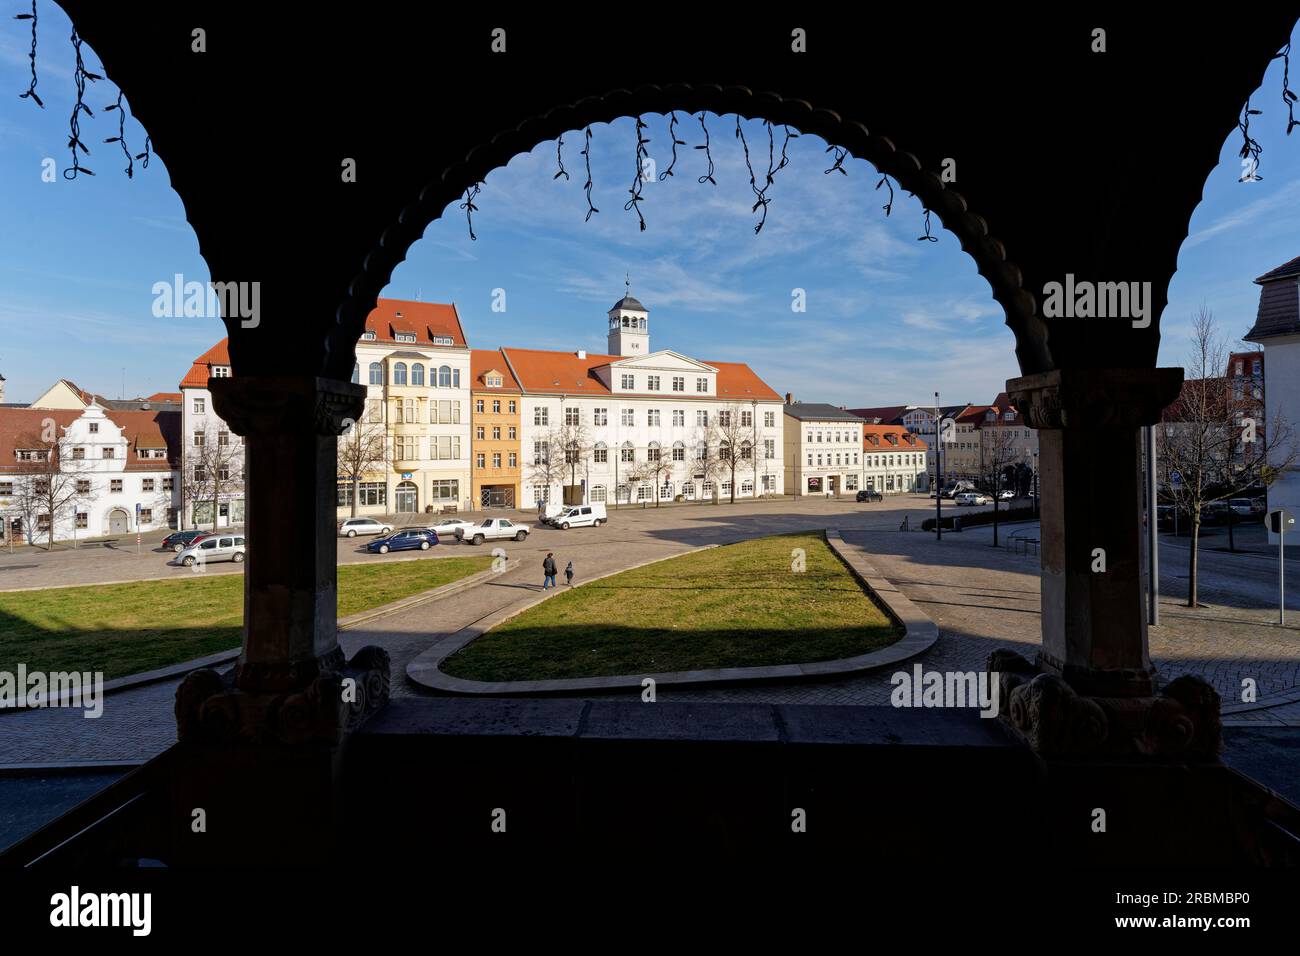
[{"x1": 565, "y1": 560, "x2": 574, "y2": 586}]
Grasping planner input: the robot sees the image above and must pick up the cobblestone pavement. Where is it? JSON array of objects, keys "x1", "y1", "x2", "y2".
[{"x1": 3, "y1": 494, "x2": 1298, "y2": 765}]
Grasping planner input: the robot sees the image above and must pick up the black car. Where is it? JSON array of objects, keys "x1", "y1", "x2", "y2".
[
  {"x1": 856, "y1": 489, "x2": 883, "y2": 503},
  {"x1": 161, "y1": 529, "x2": 208, "y2": 553}
]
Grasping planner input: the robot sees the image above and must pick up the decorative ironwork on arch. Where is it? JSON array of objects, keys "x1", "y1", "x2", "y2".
[{"x1": 330, "y1": 84, "x2": 1046, "y2": 379}]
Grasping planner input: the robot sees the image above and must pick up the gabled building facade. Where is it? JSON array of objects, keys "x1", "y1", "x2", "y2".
[
  {"x1": 783, "y1": 401, "x2": 865, "y2": 496},
  {"x1": 505, "y1": 295, "x2": 784, "y2": 507},
  {"x1": 470, "y1": 349, "x2": 522, "y2": 509}
]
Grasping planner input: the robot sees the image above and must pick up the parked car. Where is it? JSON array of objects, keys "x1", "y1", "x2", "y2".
[
  {"x1": 174, "y1": 534, "x2": 246, "y2": 567},
  {"x1": 367, "y1": 528, "x2": 438, "y2": 554},
  {"x1": 339, "y1": 517, "x2": 393, "y2": 538},
  {"x1": 856, "y1": 489, "x2": 883, "y2": 503},
  {"x1": 553, "y1": 503, "x2": 607, "y2": 529},
  {"x1": 162, "y1": 529, "x2": 209, "y2": 553},
  {"x1": 456, "y1": 518, "x2": 529, "y2": 544},
  {"x1": 428, "y1": 517, "x2": 477, "y2": 538},
  {"x1": 1228, "y1": 498, "x2": 1256, "y2": 517},
  {"x1": 1201, "y1": 501, "x2": 1230, "y2": 525},
  {"x1": 1250, "y1": 497, "x2": 1267, "y2": 514},
  {"x1": 537, "y1": 503, "x2": 566, "y2": 525},
  {"x1": 998, "y1": 490, "x2": 1016, "y2": 501},
  {"x1": 954, "y1": 492, "x2": 991, "y2": 506}
]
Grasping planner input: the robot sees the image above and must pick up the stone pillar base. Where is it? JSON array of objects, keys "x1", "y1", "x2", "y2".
[
  {"x1": 988, "y1": 649, "x2": 1221, "y2": 758},
  {"x1": 175, "y1": 645, "x2": 391, "y2": 747}
]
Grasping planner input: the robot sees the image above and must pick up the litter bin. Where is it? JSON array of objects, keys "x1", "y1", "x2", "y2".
[{"x1": 953, "y1": 516, "x2": 963, "y2": 533}]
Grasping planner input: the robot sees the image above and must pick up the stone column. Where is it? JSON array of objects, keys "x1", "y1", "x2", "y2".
[
  {"x1": 175, "y1": 375, "x2": 391, "y2": 745},
  {"x1": 992, "y1": 368, "x2": 1222, "y2": 757}
]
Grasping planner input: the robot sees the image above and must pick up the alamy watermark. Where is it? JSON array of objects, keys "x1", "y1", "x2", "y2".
[
  {"x1": 152, "y1": 273, "x2": 261, "y2": 328},
  {"x1": 1041, "y1": 274, "x2": 1152, "y2": 328},
  {"x1": 890, "y1": 664, "x2": 1000, "y2": 718},
  {"x1": 0, "y1": 665, "x2": 103, "y2": 718}
]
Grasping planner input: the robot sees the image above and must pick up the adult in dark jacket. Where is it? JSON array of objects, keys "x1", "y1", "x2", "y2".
[{"x1": 542, "y1": 553, "x2": 558, "y2": 589}]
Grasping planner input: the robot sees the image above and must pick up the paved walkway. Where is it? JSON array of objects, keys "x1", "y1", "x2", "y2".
[{"x1": 3, "y1": 495, "x2": 1299, "y2": 766}]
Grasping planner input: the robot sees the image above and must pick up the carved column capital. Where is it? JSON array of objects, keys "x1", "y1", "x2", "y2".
[
  {"x1": 175, "y1": 646, "x2": 391, "y2": 746},
  {"x1": 208, "y1": 375, "x2": 366, "y2": 437},
  {"x1": 987, "y1": 650, "x2": 1222, "y2": 758},
  {"x1": 1006, "y1": 367, "x2": 1183, "y2": 430}
]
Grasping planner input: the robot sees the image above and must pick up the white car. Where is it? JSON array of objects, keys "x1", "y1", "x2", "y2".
[
  {"x1": 456, "y1": 518, "x2": 530, "y2": 544},
  {"x1": 954, "y1": 492, "x2": 991, "y2": 507},
  {"x1": 339, "y1": 517, "x2": 393, "y2": 538},
  {"x1": 998, "y1": 490, "x2": 1016, "y2": 501},
  {"x1": 428, "y1": 517, "x2": 478, "y2": 538},
  {"x1": 553, "y1": 503, "x2": 607, "y2": 529},
  {"x1": 174, "y1": 534, "x2": 246, "y2": 567}
]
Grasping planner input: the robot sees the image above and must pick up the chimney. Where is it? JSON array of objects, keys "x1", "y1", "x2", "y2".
[
  {"x1": 785, "y1": 392, "x2": 792, "y2": 405},
  {"x1": 576, "y1": 349, "x2": 587, "y2": 360}
]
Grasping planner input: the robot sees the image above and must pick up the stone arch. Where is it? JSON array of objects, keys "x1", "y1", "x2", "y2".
[{"x1": 327, "y1": 84, "x2": 1045, "y2": 381}]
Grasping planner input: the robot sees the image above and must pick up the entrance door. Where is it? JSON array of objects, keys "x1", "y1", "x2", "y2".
[
  {"x1": 396, "y1": 481, "x2": 418, "y2": 513},
  {"x1": 109, "y1": 509, "x2": 129, "y2": 534},
  {"x1": 218, "y1": 502, "x2": 230, "y2": 528}
]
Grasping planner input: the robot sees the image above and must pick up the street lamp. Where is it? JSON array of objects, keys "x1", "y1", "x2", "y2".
[{"x1": 934, "y1": 391, "x2": 943, "y2": 540}]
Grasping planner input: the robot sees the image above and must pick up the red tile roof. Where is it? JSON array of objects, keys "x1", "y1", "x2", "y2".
[
  {"x1": 470, "y1": 349, "x2": 521, "y2": 392},
  {"x1": 363, "y1": 299, "x2": 467, "y2": 347},
  {"x1": 848, "y1": 405, "x2": 908, "y2": 424},
  {"x1": 501, "y1": 348, "x2": 780, "y2": 401},
  {"x1": 862, "y1": 424, "x2": 927, "y2": 449},
  {"x1": 146, "y1": 392, "x2": 182, "y2": 404},
  {"x1": 180, "y1": 338, "x2": 231, "y2": 389},
  {"x1": 0, "y1": 407, "x2": 180, "y2": 473}
]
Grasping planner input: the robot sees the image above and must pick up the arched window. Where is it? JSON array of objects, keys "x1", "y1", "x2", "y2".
[
  {"x1": 720, "y1": 441, "x2": 732, "y2": 461},
  {"x1": 368, "y1": 362, "x2": 382, "y2": 385},
  {"x1": 621, "y1": 441, "x2": 635, "y2": 463},
  {"x1": 393, "y1": 362, "x2": 408, "y2": 385},
  {"x1": 351, "y1": 363, "x2": 360, "y2": 384},
  {"x1": 740, "y1": 440, "x2": 753, "y2": 460},
  {"x1": 439, "y1": 365, "x2": 452, "y2": 388},
  {"x1": 672, "y1": 440, "x2": 685, "y2": 461},
  {"x1": 411, "y1": 363, "x2": 425, "y2": 386},
  {"x1": 647, "y1": 441, "x2": 661, "y2": 462}
]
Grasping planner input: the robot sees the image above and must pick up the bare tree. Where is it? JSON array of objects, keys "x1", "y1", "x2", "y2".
[
  {"x1": 551, "y1": 419, "x2": 594, "y2": 505},
  {"x1": 9, "y1": 425, "x2": 89, "y2": 549},
  {"x1": 1160, "y1": 308, "x2": 1297, "y2": 607},
  {"x1": 978, "y1": 418, "x2": 1020, "y2": 547},
  {"x1": 712, "y1": 404, "x2": 756, "y2": 504},
  {"x1": 526, "y1": 427, "x2": 566, "y2": 508},
  {"x1": 692, "y1": 422, "x2": 729, "y2": 503},
  {"x1": 337, "y1": 417, "x2": 388, "y2": 518},
  {"x1": 642, "y1": 440, "x2": 676, "y2": 507}
]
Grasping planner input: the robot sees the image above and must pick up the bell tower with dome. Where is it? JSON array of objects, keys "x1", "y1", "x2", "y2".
[{"x1": 607, "y1": 276, "x2": 649, "y2": 356}]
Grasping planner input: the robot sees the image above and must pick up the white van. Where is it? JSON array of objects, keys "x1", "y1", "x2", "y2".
[{"x1": 553, "y1": 503, "x2": 607, "y2": 529}]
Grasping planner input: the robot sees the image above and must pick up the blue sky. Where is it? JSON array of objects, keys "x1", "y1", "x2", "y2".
[{"x1": 1, "y1": 6, "x2": 1297, "y2": 406}]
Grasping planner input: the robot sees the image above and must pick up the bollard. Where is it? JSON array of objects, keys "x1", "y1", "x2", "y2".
[{"x1": 954, "y1": 516, "x2": 962, "y2": 533}]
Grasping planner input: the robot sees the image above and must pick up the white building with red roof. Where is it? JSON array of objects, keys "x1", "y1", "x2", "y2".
[
  {"x1": 0, "y1": 401, "x2": 179, "y2": 543},
  {"x1": 504, "y1": 293, "x2": 785, "y2": 507}
]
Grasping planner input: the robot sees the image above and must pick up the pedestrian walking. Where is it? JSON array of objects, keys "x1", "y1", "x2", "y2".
[
  {"x1": 565, "y1": 560, "x2": 574, "y2": 586},
  {"x1": 542, "y1": 552, "x2": 557, "y2": 590}
]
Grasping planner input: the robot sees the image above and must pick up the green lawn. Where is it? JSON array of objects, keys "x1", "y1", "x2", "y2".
[
  {"x1": 441, "y1": 532, "x2": 901, "y2": 682},
  {"x1": 0, "y1": 556, "x2": 492, "y2": 680}
]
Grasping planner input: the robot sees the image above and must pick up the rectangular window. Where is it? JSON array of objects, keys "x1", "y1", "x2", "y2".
[
  {"x1": 534, "y1": 442, "x2": 548, "y2": 465},
  {"x1": 492, "y1": 426, "x2": 501, "y2": 440},
  {"x1": 594, "y1": 446, "x2": 608, "y2": 463},
  {"x1": 88, "y1": 422, "x2": 99, "y2": 434},
  {"x1": 431, "y1": 480, "x2": 459, "y2": 501},
  {"x1": 508, "y1": 400, "x2": 516, "y2": 414},
  {"x1": 110, "y1": 479, "x2": 123, "y2": 493},
  {"x1": 741, "y1": 411, "x2": 753, "y2": 427},
  {"x1": 75, "y1": 512, "x2": 88, "y2": 529},
  {"x1": 696, "y1": 410, "x2": 708, "y2": 427},
  {"x1": 508, "y1": 453, "x2": 517, "y2": 467},
  {"x1": 765, "y1": 411, "x2": 775, "y2": 428},
  {"x1": 672, "y1": 409, "x2": 685, "y2": 427},
  {"x1": 139, "y1": 508, "x2": 152, "y2": 524},
  {"x1": 565, "y1": 407, "x2": 581, "y2": 426},
  {"x1": 492, "y1": 400, "x2": 501, "y2": 413},
  {"x1": 163, "y1": 477, "x2": 174, "y2": 492},
  {"x1": 719, "y1": 411, "x2": 731, "y2": 427},
  {"x1": 194, "y1": 398, "x2": 205, "y2": 414},
  {"x1": 696, "y1": 378, "x2": 708, "y2": 392},
  {"x1": 647, "y1": 446, "x2": 661, "y2": 462},
  {"x1": 476, "y1": 399, "x2": 485, "y2": 413},
  {"x1": 765, "y1": 439, "x2": 775, "y2": 459},
  {"x1": 492, "y1": 453, "x2": 502, "y2": 468},
  {"x1": 647, "y1": 376, "x2": 660, "y2": 391},
  {"x1": 476, "y1": 426, "x2": 486, "y2": 440},
  {"x1": 0, "y1": 482, "x2": 10, "y2": 496},
  {"x1": 647, "y1": 409, "x2": 660, "y2": 426},
  {"x1": 672, "y1": 445, "x2": 685, "y2": 461},
  {"x1": 193, "y1": 431, "x2": 205, "y2": 447},
  {"x1": 508, "y1": 426, "x2": 517, "y2": 440},
  {"x1": 476, "y1": 453, "x2": 486, "y2": 468},
  {"x1": 76, "y1": 479, "x2": 91, "y2": 494},
  {"x1": 593, "y1": 407, "x2": 608, "y2": 426},
  {"x1": 621, "y1": 408, "x2": 634, "y2": 426},
  {"x1": 72, "y1": 447, "x2": 85, "y2": 460},
  {"x1": 142, "y1": 478, "x2": 156, "y2": 492},
  {"x1": 534, "y1": 407, "x2": 549, "y2": 426},
  {"x1": 621, "y1": 445, "x2": 635, "y2": 463},
  {"x1": 621, "y1": 374, "x2": 635, "y2": 389},
  {"x1": 672, "y1": 377, "x2": 684, "y2": 392}
]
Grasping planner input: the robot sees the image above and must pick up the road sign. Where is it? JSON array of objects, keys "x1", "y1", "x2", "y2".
[{"x1": 1266, "y1": 508, "x2": 1295, "y2": 534}]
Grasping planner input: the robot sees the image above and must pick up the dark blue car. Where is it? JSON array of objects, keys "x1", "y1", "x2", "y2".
[{"x1": 366, "y1": 528, "x2": 439, "y2": 554}]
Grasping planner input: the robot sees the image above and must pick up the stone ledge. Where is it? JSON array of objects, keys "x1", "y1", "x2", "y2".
[{"x1": 406, "y1": 531, "x2": 939, "y2": 696}]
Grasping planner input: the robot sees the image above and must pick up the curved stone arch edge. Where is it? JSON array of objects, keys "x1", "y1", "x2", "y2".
[
  {"x1": 406, "y1": 530, "x2": 939, "y2": 696},
  {"x1": 330, "y1": 84, "x2": 1044, "y2": 380}
]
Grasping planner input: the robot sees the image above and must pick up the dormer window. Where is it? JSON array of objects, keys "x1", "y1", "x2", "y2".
[
  {"x1": 211, "y1": 365, "x2": 231, "y2": 378},
  {"x1": 433, "y1": 335, "x2": 453, "y2": 346},
  {"x1": 362, "y1": 330, "x2": 376, "y2": 341},
  {"x1": 486, "y1": 373, "x2": 503, "y2": 388},
  {"x1": 395, "y1": 332, "x2": 417, "y2": 343}
]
